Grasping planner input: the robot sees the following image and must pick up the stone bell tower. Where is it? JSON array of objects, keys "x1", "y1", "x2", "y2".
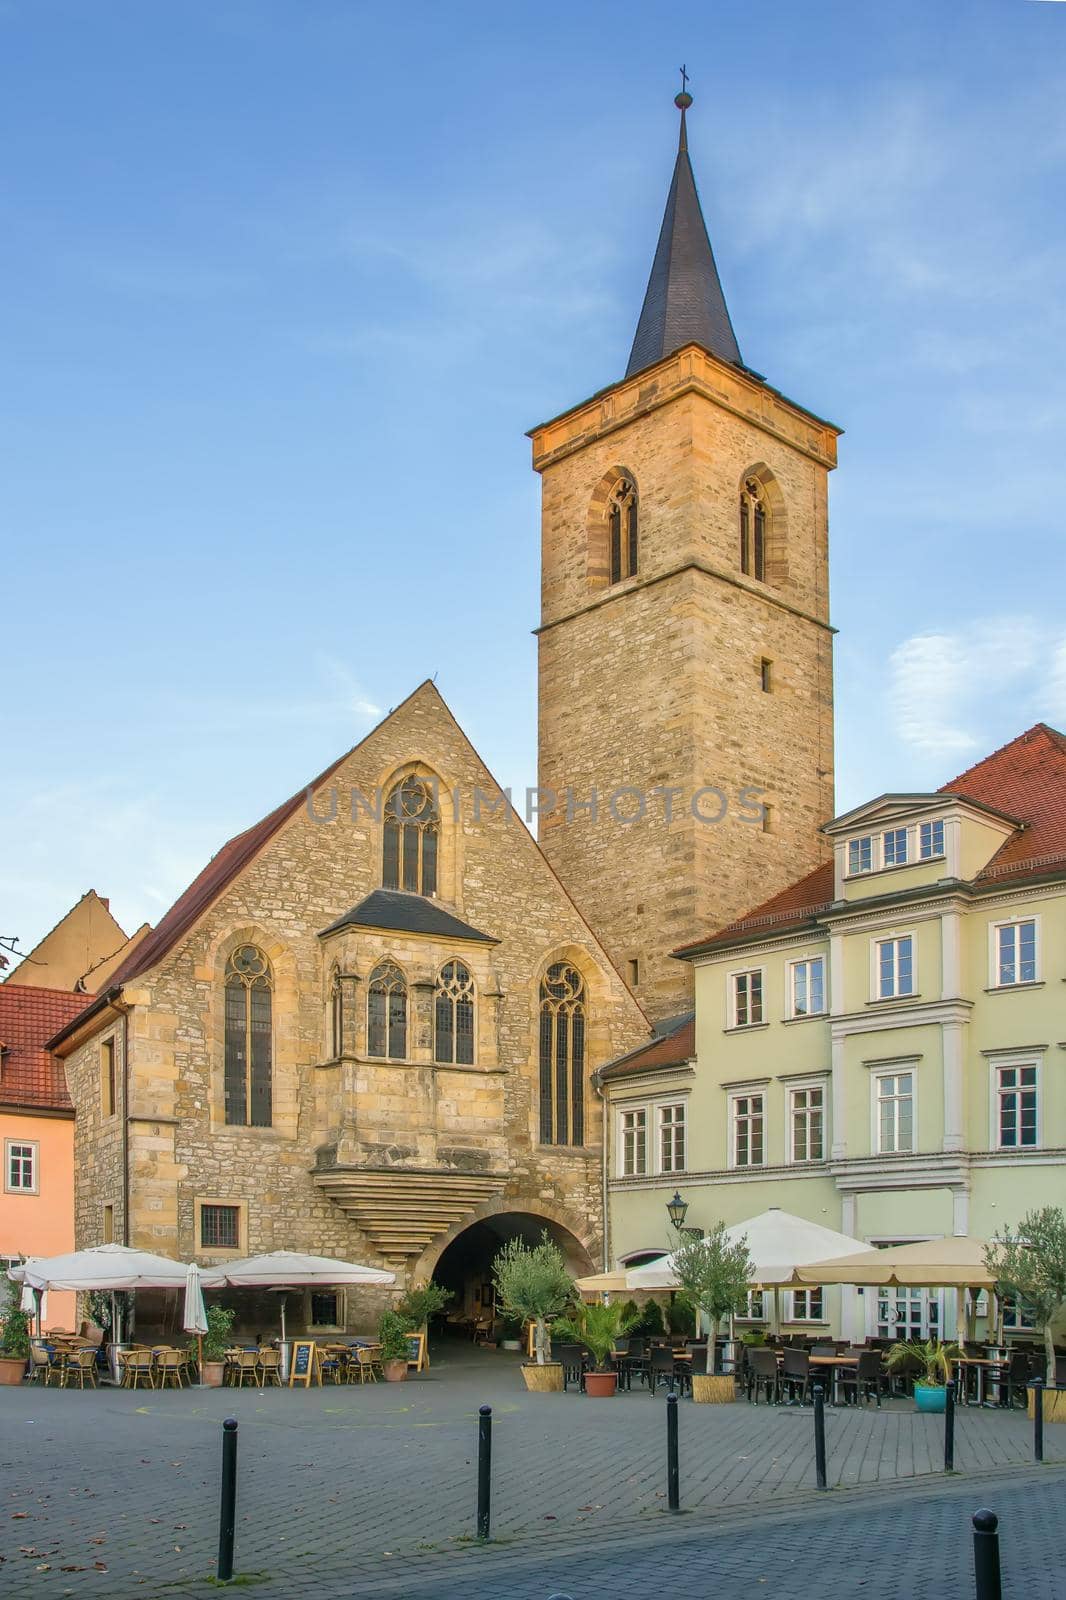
[{"x1": 533, "y1": 88, "x2": 839, "y2": 1021}]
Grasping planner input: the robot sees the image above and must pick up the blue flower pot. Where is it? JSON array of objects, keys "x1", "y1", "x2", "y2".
[{"x1": 915, "y1": 1385, "x2": 946, "y2": 1413}]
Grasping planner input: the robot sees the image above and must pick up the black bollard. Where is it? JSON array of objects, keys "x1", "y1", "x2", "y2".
[
  {"x1": 666, "y1": 1391, "x2": 680, "y2": 1511},
  {"x1": 476, "y1": 1404, "x2": 492, "y2": 1540},
  {"x1": 972, "y1": 1509, "x2": 1002, "y2": 1600},
  {"x1": 216, "y1": 1417, "x2": 238, "y2": 1583},
  {"x1": 944, "y1": 1379, "x2": 956, "y2": 1472},
  {"x1": 813, "y1": 1383, "x2": 827, "y2": 1490},
  {"x1": 1032, "y1": 1376, "x2": 1044, "y2": 1463}
]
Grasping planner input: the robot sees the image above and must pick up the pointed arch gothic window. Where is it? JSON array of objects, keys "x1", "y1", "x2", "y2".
[
  {"x1": 739, "y1": 478, "x2": 767, "y2": 581},
  {"x1": 538, "y1": 963, "x2": 587, "y2": 1146},
  {"x1": 367, "y1": 961, "x2": 408, "y2": 1060},
  {"x1": 608, "y1": 478, "x2": 638, "y2": 585},
  {"x1": 383, "y1": 777, "x2": 439, "y2": 895},
  {"x1": 224, "y1": 945, "x2": 273, "y2": 1127},
  {"x1": 330, "y1": 969, "x2": 344, "y2": 1059},
  {"x1": 434, "y1": 960, "x2": 475, "y2": 1065}
]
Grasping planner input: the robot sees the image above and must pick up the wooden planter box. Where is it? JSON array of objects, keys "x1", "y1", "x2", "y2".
[
  {"x1": 692, "y1": 1374, "x2": 735, "y2": 1404},
  {"x1": 1028, "y1": 1385, "x2": 1066, "y2": 1423},
  {"x1": 521, "y1": 1362, "x2": 564, "y2": 1393}
]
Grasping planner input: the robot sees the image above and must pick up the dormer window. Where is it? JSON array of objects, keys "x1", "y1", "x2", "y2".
[
  {"x1": 848, "y1": 836, "x2": 874, "y2": 875},
  {"x1": 883, "y1": 827, "x2": 909, "y2": 867},
  {"x1": 919, "y1": 820, "x2": 945, "y2": 859}
]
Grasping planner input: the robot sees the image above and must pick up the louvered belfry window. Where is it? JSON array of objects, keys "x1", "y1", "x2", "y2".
[
  {"x1": 434, "y1": 960, "x2": 475, "y2": 1065},
  {"x1": 538, "y1": 963, "x2": 587, "y2": 1146},
  {"x1": 367, "y1": 961, "x2": 408, "y2": 1060},
  {"x1": 382, "y1": 777, "x2": 439, "y2": 895},
  {"x1": 739, "y1": 478, "x2": 766, "y2": 581},
  {"x1": 224, "y1": 945, "x2": 273, "y2": 1127},
  {"x1": 608, "y1": 479, "x2": 638, "y2": 585}
]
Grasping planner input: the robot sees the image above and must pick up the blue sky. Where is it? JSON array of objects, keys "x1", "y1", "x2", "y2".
[{"x1": 3, "y1": 0, "x2": 1065, "y2": 954}]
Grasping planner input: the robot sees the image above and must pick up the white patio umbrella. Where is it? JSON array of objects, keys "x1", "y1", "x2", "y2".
[
  {"x1": 182, "y1": 1263, "x2": 209, "y2": 1383},
  {"x1": 795, "y1": 1235, "x2": 997, "y2": 1344},
  {"x1": 626, "y1": 1207, "x2": 870, "y2": 1333},
  {"x1": 10, "y1": 1244, "x2": 198, "y2": 1369},
  {"x1": 200, "y1": 1252, "x2": 395, "y2": 1350}
]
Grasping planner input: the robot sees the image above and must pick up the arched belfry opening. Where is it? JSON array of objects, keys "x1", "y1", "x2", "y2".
[{"x1": 429, "y1": 1212, "x2": 593, "y2": 1338}]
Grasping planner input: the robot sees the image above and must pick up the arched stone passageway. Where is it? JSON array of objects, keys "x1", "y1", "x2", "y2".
[{"x1": 429, "y1": 1211, "x2": 594, "y2": 1337}]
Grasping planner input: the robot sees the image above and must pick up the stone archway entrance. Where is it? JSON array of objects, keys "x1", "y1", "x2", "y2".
[{"x1": 430, "y1": 1212, "x2": 593, "y2": 1339}]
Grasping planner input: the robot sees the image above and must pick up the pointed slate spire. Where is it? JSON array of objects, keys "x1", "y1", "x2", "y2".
[{"x1": 625, "y1": 88, "x2": 742, "y2": 379}]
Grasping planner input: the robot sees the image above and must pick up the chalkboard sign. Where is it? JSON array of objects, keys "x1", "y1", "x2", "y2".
[
  {"x1": 288, "y1": 1340, "x2": 317, "y2": 1387},
  {"x1": 406, "y1": 1331, "x2": 427, "y2": 1372}
]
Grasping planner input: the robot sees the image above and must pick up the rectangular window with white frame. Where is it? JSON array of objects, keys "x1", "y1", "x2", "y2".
[
  {"x1": 993, "y1": 1060, "x2": 1039, "y2": 1149},
  {"x1": 875, "y1": 934, "x2": 914, "y2": 999},
  {"x1": 992, "y1": 918, "x2": 1038, "y2": 987},
  {"x1": 788, "y1": 1287, "x2": 825, "y2": 1322},
  {"x1": 4, "y1": 1140, "x2": 37, "y2": 1194},
  {"x1": 789, "y1": 956, "x2": 825, "y2": 1018},
  {"x1": 875, "y1": 1070, "x2": 914, "y2": 1154},
  {"x1": 919, "y1": 819, "x2": 945, "y2": 860},
  {"x1": 620, "y1": 1108, "x2": 648, "y2": 1176},
  {"x1": 731, "y1": 969, "x2": 764, "y2": 1027},
  {"x1": 848, "y1": 835, "x2": 874, "y2": 875},
  {"x1": 659, "y1": 1103, "x2": 686, "y2": 1173},
  {"x1": 739, "y1": 1289, "x2": 765, "y2": 1321},
  {"x1": 731, "y1": 1092, "x2": 765, "y2": 1167},
  {"x1": 790, "y1": 1084, "x2": 825, "y2": 1162},
  {"x1": 883, "y1": 826, "x2": 909, "y2": 867},
  {"x1": 1001, "y1": 1293, "x2": 1037, "y2": 1330}
]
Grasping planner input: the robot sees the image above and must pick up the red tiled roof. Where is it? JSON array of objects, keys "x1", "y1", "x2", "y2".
[
  {"x1": 677, "y1": 723, "x2": 1066, "y2": 955},
  {"x1": 599, "y1": 1015, "x2": 696, "y2": 1081},
  {"x1": 0, "y1": 985, "x2": 86, "y2": 1111}
]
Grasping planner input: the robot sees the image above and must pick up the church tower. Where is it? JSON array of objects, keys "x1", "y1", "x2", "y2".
[{"x1": 533, "y1": 90, "x2": 839, "y2": 1021}]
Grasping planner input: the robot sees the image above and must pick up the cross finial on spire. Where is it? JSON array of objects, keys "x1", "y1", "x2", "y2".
[{"x1": 675, "y1": 67, "x2": 693, "y2": 152}]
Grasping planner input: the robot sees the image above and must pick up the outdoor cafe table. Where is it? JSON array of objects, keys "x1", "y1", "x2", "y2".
[
  {"x1": 778, "y1": 1352, "x2": 871, "y2": 1405},
  {"x1": 953, "y1": 1357, "x2": 1010, "y2": 1407}
]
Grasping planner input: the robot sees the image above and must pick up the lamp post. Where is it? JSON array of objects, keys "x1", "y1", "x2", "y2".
[{"x1": 666, "y1": 1191, "x2": 689, "y2": 1232}]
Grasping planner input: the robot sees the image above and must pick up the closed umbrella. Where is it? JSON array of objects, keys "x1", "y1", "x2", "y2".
[{"x1": 182, "y1": 1263, "x2": 209, "y2": 1384}]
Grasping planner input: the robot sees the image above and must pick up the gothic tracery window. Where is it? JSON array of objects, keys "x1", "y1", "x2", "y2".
[
  {"x1": 538, "y1": 962, "x2": 587, "y2": 1146},
  {"x1": 224, "y1": 945, "x2": 273, "y2": 1127},
  {"x1": 367, "y1": 960, "x2": 408, "y2": 1060},
  {"x1": 608, "y1": 478, "x2": 638, "y2": 585},
  {"x1": 434, "y1": 960, "x2": 475, "y2": 1065},
  {"x1": 739, "y1": 478, "x2": 767, "y2": 581},
  {"x1": 330, "y1": 969, "x2": 344, "y2": 1059},
  {"x1": 383, "y1": 776, "x2": 439, "y2": 895}
]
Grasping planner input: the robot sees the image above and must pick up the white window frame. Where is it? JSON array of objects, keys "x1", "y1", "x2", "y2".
[
  {"x1": 989, "y1": 1057, "x2": 1041, "y2": 1151},
  {"x1": 615, "y1": 1098, "x2": 687, "y2": 1177},
  {"x1": 659, "y1": 1103, "x2": 686, "y2": 1175},
  {"x1": 4, "y1": 1139, "x2": 38, "y2": 1195},
  {"x1": 872, "y1": 933, "x2": 916, "y2": 1000},
  {"x1": 787, "y1": 955, "x2": 826, "y2": 1019},
  {"x1": 872, "y1": 1068, "x2": 916, "y2": 1155},
  {"x1": 882, "y1": 826, "x2": 909, "y2": 867},
  {"x1": 919, "y1": 819, "x2": 945, "y2": 860},
  {"x1": 787, "y1": 1287, "x2": 826, "y2": 1323},
  {"x1": 788, "y1": 1081, "x2": 827, "y2": 1164},
  {"x1": 1001, "y1": 1293, "x2": 1038, "y2": 1331},
  {"x1": 730, "y1": 1090, "x2": 766, "y2": 1169},
  {"x1": 847, "y1": 834, "x2": 875, "y2": 875},
  {"x1": 729, "y1": 967, "x2": 765, "y2": 1028},
  {"x1": 618, "y1": 1107, "x2": 648, "y2": 1176},
  {"x1": 989, "y1": 916, "x2": 1040, "y2": 988},
  {"x1": 737, "y1": 1289, "x2": 766, "y2": 1323}
]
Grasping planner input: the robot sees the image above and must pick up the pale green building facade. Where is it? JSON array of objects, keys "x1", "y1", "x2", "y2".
[{"x1": 602, "y1": 726, "x2": 1066, "y2": 1344}]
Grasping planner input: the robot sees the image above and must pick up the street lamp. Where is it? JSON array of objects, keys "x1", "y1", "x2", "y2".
[{"x1": 666, "y1": 1191, "x2": 689, "y2": 1232}]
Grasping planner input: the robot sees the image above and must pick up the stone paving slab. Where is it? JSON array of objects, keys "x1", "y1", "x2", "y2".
[{"x1": 0, "y1": 1345, "x2": 1059, "y2": 1597}]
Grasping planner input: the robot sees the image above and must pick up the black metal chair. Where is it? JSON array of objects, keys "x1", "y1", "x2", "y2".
[
  {"x1": 780, "y1": 1348, "x2": 813, "y2": 1404},
  {"x1": 747, "y1": 1346, "x2": 779, "y2": 1405},
  {"x1": 554, "y1": 1342, "x2": 586, "y2": 1393},
  {"x1": 839, "y1": 1349, "x2": 888, "y2": 1408},
  {"x1": 622, "y1": 1336, "x2": 649, "y2": 1390},
  {"x1": 649, "y1": 1346, "x2": 678, "y2": 1393}
]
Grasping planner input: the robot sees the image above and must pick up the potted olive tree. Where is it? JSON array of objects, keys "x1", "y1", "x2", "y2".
[
  {"x1": 987, "y1": 1206, "x2": 1066, "y2": 1419},
  {"x1": 886, "y1": 1338, "x2": 961, "y2": 1412},
  {"x1": 0, "y1": 1279, "x2": 30, "y2": 1385},
  {"x1": 492, "y1": 1233, "x2": 574, "y2": 1392},
  {"x1": 199, "y1": 1304, "x2": 236, "y2": 1387},
  {"x1": 379, "y1": 1310, "x2": 411, "y2": 1381},
  {"x1": 398, "y1": 1280, "x2": 452, "y2": 1337},
  {"x1": 671, "y1": 1223, "x2": 753, "y2": 1402},
  {"x1": 552, "y1": 1300, "x2": 635, "y2": 1397}
]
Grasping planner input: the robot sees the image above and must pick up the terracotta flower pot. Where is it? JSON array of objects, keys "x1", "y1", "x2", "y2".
[
  {"x1": 692, "y1": 1374, "x2": 735, "y2": 1404},
  {"x1": 584, "y1": 1370, "x2": 617, "y2": 1398},
  {"x1": 201, "y1": 1361, "x2": 227, "y2": 1388},
  {"x1": 382, "y1": 1358, "x2": 408, "y2": 1382},
  {"x1": 520, "y1": 1361, "x2": 564, "y2": 1393},
  {"x1": 0, "y1": 1356, "x2": 26, "y2": 1386}
]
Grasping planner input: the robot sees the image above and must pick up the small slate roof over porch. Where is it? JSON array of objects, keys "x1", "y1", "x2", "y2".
[{"x1": 319, "y1": 889, "x2": 498, "y2": 944}]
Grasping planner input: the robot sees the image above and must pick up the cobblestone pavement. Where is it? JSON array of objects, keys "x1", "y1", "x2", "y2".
[{"x1": 1, "y1": 1343, "x2": 1060, "y2": 1598}]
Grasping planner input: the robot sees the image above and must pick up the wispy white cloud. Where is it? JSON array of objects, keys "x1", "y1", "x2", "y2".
[{"x1": 888, "y1": 617, "x2": 1066, "y2": 757}]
